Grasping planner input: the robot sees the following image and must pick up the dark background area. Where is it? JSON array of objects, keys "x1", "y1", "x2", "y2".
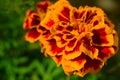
[{"x1": 0, "y1": 0, "x2": 120, "y2": 80}]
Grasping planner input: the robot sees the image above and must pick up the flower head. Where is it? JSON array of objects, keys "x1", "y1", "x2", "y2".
[{"x1": 23, "y1": 0, "x2": 118, "y2": 77}]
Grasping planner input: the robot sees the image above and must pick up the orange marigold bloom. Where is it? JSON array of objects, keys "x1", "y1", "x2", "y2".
[{"x1": 23, "y1": 0, "x2": 118, "y2": 77}]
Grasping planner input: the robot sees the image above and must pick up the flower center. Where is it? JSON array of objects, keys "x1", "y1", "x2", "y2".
[{"x1": 69, "y1": 21, "x2": 87, "y2": 36}]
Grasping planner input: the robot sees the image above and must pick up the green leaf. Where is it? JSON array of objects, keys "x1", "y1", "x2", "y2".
[{"x1": 85, "y1": 74, "x2": 98, "y2": 80}]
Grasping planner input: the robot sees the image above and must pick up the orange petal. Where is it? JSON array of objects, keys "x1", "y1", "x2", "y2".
[
  {"x1": 55, "y1": 25, "x2": 65, "y2": 31},
  {"x1": 62, "y1": 58, "x2": 86, "y2": 75},
  {"x1": 30, "y1": 14, "x2": 40, "y2": 26},
  {"x1": 85, "y1": 10, "x2": 97, "y2": 24},
  {"x1": 81, "y1": 59, "x2": 103, "y2": 75},
  {"x1": 57, "y1": 38, "x2": 67, "y2": 48},
  {"x1": 42, "y1": 30, "x2": 52, "y2": 39},
  {"x1": 92, "y1": 28, "x2": 107, "y2": 35},
  {"x1": 41, "y1": 16, "x2": 55, "y2": 29},
  {"x1": 112, "y1": 30, "x2": 119, "y2": 51},
  {"x1": 65, "y1": 38, "x2": 77, "y2": 51},
  {"x1": 61, "y1": 7, "x2": 70, "y2": 19},
  {"x1": 25, "y1": 28, "x2": 41, "y2": 43},
  {"x1": 36, "y1": 1, "x2": 51, "y2": 12},
  {"x1": 64, "y1": 40, "x2": 82, "y2": 59},
  {"x1": 58, "y1": 14, "x2": 69, "y2": 22},
  {"x1": 63, "y1": 34, "x2": 74, "y2": 40},
  {"x1": 53, "y1": 33, "x2": 63, "y2": 41},
  {"x1": 37, "y1": 25, "x2": 47, "y2": 33},
  {"x1": 81, "y1": 43, "x2": 99, "y2": 59},
  {"x1": 43, "y1": 39, "x2": 65, "y2": 56},
  {"x1": 74, "y1": 53, "x2": 103, "y2": 77},
  {"x1": 52, "y1": 55, "x2": 63, "y2": 66},
  {"x1": 23, "y1": 10, "x2": 35, "y2": 29},
  {"x1": 40, "y1": 0, "x2": 73, "y2": 29},
  {"x1": 37, "y1": 26, "x2": 52, "y2": 39},
  {"x1": 104, "y1": 16, "x2": 114, "y2": 29},
  {"x1": 23, "y1": 10, "x2": 40, "y2": 29},
  {"x1": 66, "y1": 26, "x2": 74, "y2": 32},
  {"x1": 97, "y1": 46, "x2": 115, "y2": 62},
  {"x1": 92, "y1": 25, "x2": 113, "y2": 35},
  {"x1": 36, "y1": 1, "x2": 51, "y2": 21},
  {"x1": 45, "y1": 19, "x2": 55, "y2": 28},
  {"x1": 73, "y1": 10, "x2": 80, "y2": 19},
  {"x1": 92, "y1": 29, "x2": 114, "y2": 46}
]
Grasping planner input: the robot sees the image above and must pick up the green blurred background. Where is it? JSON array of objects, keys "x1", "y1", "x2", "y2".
[{"x1": 0, "y1": 0, "x2": 120, "y2": 80}]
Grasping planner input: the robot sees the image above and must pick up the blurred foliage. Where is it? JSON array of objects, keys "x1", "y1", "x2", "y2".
[{"x1": 0, "y1": 0, "x2": 120, "y2": 80}]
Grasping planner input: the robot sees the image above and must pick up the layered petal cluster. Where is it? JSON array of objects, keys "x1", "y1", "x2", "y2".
[
  {"x1": 23, "y1": 1, "x2": 51, "y2": 43},
  {"x1": 23, "y1": 0, "x2": 118, "y2": 77}
]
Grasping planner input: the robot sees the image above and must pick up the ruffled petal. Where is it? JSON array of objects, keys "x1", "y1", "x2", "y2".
[
  {"x1": 25, "y1": 28, "x2": 41, "y2": 43},
  {"x1": 37, "y1": 26, "x2": 52, "y2": 39},
  {"x1": 65, "y1": 38, "x2": 77, "y2": 51},
  {"x1": 36, "y1": 1, "x2": 51, "y2": 12},
  {"x1": 40, "y1": 15, "x2": 56, "y2": 29},
  {"x1": 43, "y1": 39, "x2": 65, "y2": 56},
  {"x1": 64, "y1": 40, "x2": 82, "y2": 59},
  {"x1": 112, "y1": 30, "x2": 119, "y2": 51},
  {"x1": 92, "y1": 31, "x2": 114, "y2": 46},
  {"x1": 52, "y1": 55, "x2": 63, "y2": 66},
  {"x1": 97, "y1": 46, "x2": 115, "y2": 62},
  {"x1": 62, "y1": 57, "x2": 86, "y2": 75},
  {"x1": 81, "y1": 43, "x2": 99, "y2": 59},
  {"x1": 23, "y1": 10, "x2": 40, "y2": 29},
  {"x1": 73, "y1": 53, "x2": 103, "y2": 77}
]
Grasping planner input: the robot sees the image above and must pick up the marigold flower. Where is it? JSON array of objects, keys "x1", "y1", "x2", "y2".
[{"x1": 23, "y1": 0, "x2": 118, "y2": 77}]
